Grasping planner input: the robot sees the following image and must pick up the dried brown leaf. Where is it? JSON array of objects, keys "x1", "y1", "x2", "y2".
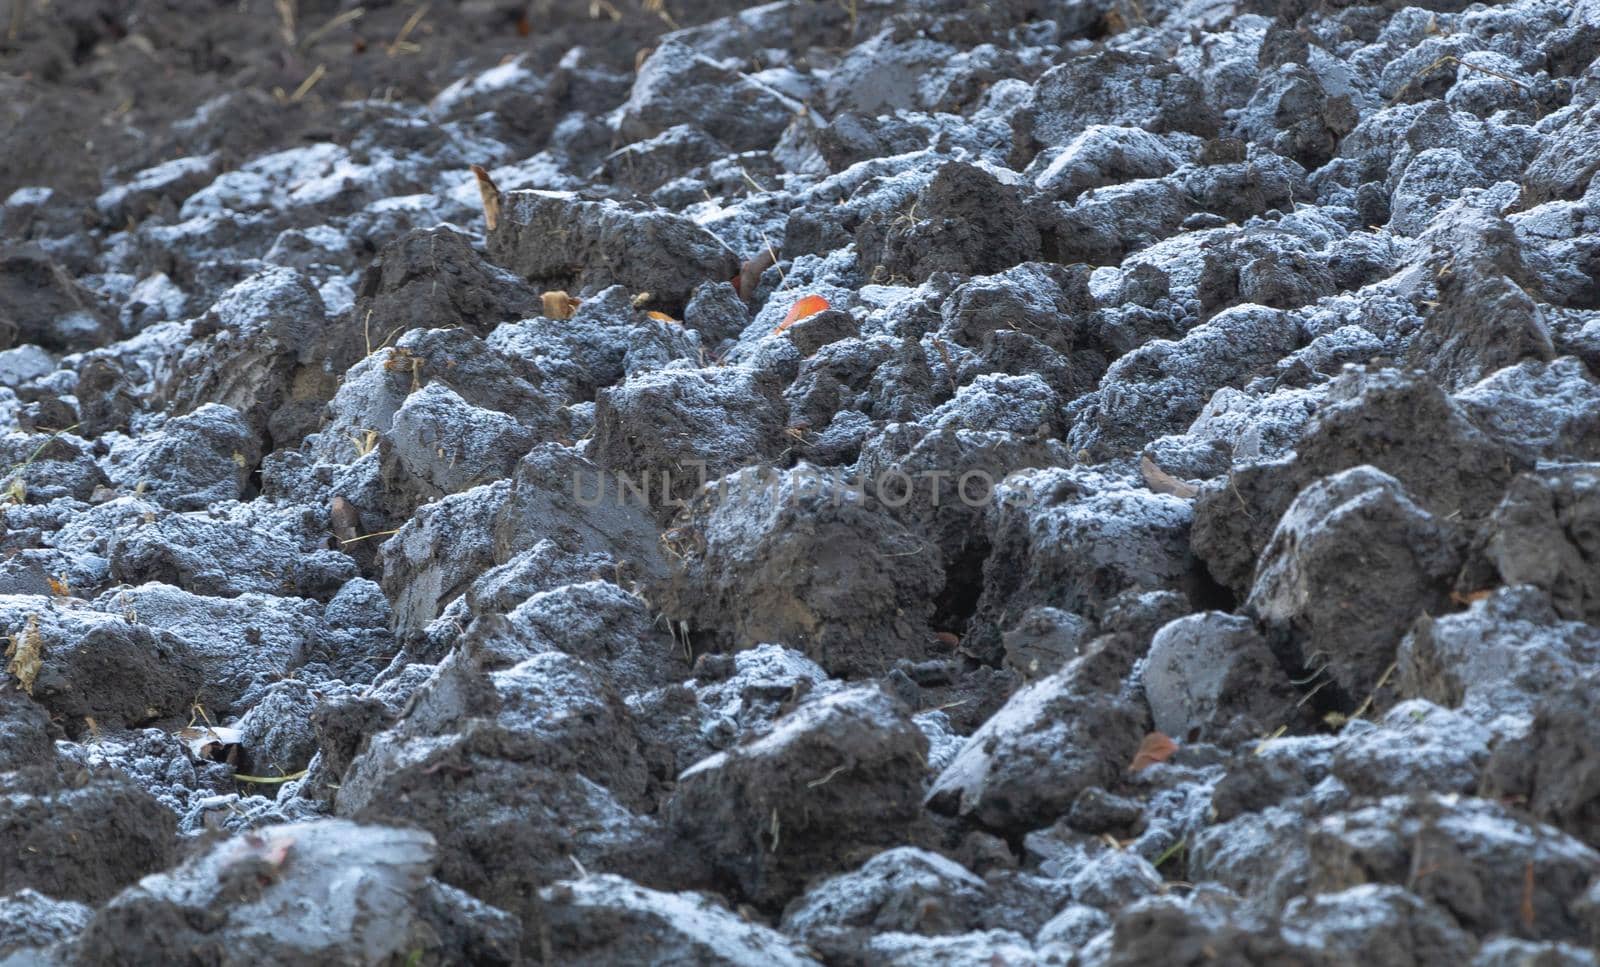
[
  {"x1": 1129, "y1": 731, "x2": 1178, "y2": 772},
  {"x1": 470, "y1": 164, "x2": 501, "y2": 232},
  {"x1": 542, "y1": 290, "x2": 579, "y2": 320},
  {"x1": 1140, "y1": 455, "x2": 1198, "y2": 499},
  {"x1": 382, "y1": 347, "x2": 417, "y2": 372},
  {"x1": 6, "y1": 615, "x2": 44, "y2": 696},
  {"x1": 331, "y1": 496, "x2": 361, "y2": 545},
  {"x1": 736, "y1": 248, "x2": 776, "y2": 300}
]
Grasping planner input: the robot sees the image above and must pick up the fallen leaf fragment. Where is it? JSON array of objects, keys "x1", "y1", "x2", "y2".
[
  {"x1": 179, "y1": 724, "x2": 243, "y2": 760},
  {"x1": 382, "y1": 346, "x2": 418, "y2": 372},
  {"x1": 736, "y1": 248, "x2": 776, "y2": 299},
  {"x1": 1129, "y1": 731, "x2": 1178, "y2": 772},
  {"x1": 775, "y1": 294, "x2": 829, "y2": 334},
  {"x1": 646, "y1": 310, "x2": 677, "y2": 323},
  {"x1": 262, "y1": 835, "x2": 294, "y2": 869},
  {"x1": 542, "y1": 290, "x2": 579, "y2": 320},
  {"x1": 470, "y1": 163, "x2": 501, "y2": 231},
  {"x1": 1140, "y1": 455, "x2": 1198, "y2": 499},
  {"x1": 232, "y1": 830, "x2": 297, "y2": 877},
  {"x1": 1521, "y1": 860, "x2": 1536, "y2": 929},
  {"x1": 1449, "y1": 588, "x2": 1494, "y2": 606},
  {"x1": 5, "y1": 615, "x2": 43, "y2": 696},
  {"x1": 932, "y1": 335, "x2": 958, "y2": 391}
]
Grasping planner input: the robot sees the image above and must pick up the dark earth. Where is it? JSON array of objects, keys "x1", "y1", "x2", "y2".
[{"x1": 2, "y1": 0, "x2": 1600, "y2": 963}]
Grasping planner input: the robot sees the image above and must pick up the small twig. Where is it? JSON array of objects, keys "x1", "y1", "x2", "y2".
[
  {"x1": 289, "y1": 63, "x2": 326, "y2": 103},
  {"x1": 1289, "y1": 662, "x2": 1328, "y2": 686},
  {"x1": 757, "y1": 230, "x2": 786, "y2": 288},
  {"x1": 418, "y1": 761, "x2": 472, "y2": 777},
  {"x1": 275, "y1": 0, "x2": 297, "y2": 46},
  {"x1": 738, "y1": 166, "x2": 767, "y2": 195},
  {"x1": 387, "y1": 3, "x2": 428, "y2": 55},
  {"x1": 807, "y1": 765, "x2": 848, "y2": 788},
  {"x1": 641, "y1": 0, "x2": 679, "y2": 29},
  {"x1": 1446, "y1": 57, "x2": 1531, "y2": 92},
  {"x1": 233, "y1": 769, "x2": 308, "y2": 785},
  {"x1": 1253, "y1": 724, "x2": 1288, "y2": 755},
  {"x1": 1295, "y1": 678, "x2": 1331, "y2": 707},
  {"x1": 1349, "y1": 661, "x2": 1397, "y2": 721},
  {"x1": 15, "y1": 423, "x2": 81, "y2": 469},
  {"x1": 4, "y1": 423, "x2": 82, "y2": 504},
  {"x1": 300, "y1": 6, "x2": 364, "y2": 48},
  {"x1": 8, "y1": 0, "x2": 26, "y2": 43},
  {"x1": 1228, "y1": 475, "x2": 1255, "y2": 519},
  {"x1": 1390, "y1": 55, "x2": 1531, "y2": 106},
  {"x1": 697, "y1": 220, "x2": 744, "y2": 263},
  {"x1": 1154, "y1": 837, "x2": 1187, "y2": 869},
  {"x1": 339, "y1": 527, "x2": 402, "y2": 545}
]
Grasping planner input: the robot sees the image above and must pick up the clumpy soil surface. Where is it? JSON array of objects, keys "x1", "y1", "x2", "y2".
[{"x1": 3, "y1": 0, "x2": 1600, "y2": 962}]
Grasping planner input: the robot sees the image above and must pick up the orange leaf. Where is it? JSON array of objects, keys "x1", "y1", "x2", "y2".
[
  {"x1": 1129, "y1": 731, "x2": 1178, "y2": 772},
  {"x1": 1450, "y1": 588, "x2": 1494, "y2": 606},
  {"x1": 775, "y1": 295, "x2": 829, "y2": 334},
  {"x1": 646, "y1": 310, "x2": 677, "y2": 324}
]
